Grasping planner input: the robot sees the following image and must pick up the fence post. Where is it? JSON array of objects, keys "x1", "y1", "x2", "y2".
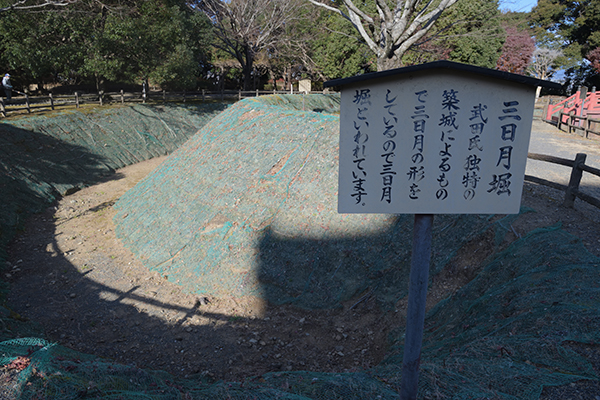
[
  {"x1": 99, "y1": 91, "x2": 103, "y2": 106},
  {"x1": 183, "y1": 90, "x2": 186, "y2": 103},
  {"x1": 578, "y1": 86, "x2": 588, "y2": 119},
  {"x1": 570, "y1": 114, "x2": 576, "y2": 134},
  {"x1": 0, "y1": 98, "x2": 5, "y2": 117},
  {"x1": 49, "y1": 93, "x2": 54, "y2": 110},
  {"x1": 564, "y1": 153, "x2": 587, "y2": 208},
  {"x1": 202, "y1": 89, "x2": 205, "y2": 102},
  {"x1": 256, "y1": 89, "x2": 259, "y2": 97},
  {"x1": 238, "y1": 89, "x2": 241, "y2": 100},
  {"x1": 75, "y1": 92, "x2": 79, "y2": 108},
  {"x1": 558, "y1": 112, "x2": 564, "y2": 131},
  {"x1": 26, "y1": 94, "x2": 31, "y2": 113},
  {"x1": 163, "y1": 89, "x2": 166, "y2": 104},
  {"x1": 121, "y1": 89, "x2": 124, "y2": 104}
]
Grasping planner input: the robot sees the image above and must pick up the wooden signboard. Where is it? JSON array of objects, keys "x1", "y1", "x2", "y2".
[
  {"x1": 325, "y1": 61, "x2": 561, "y2": 400},
  {"x1": 338, "y1": 70, "x2": 534, "y2": 214},
  {"x1": 330, "y1": 62, "x2": 560, "y2": 215}
]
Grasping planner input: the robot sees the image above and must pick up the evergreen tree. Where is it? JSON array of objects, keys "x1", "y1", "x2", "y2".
[
  {"x1": 529, "y1": 0, "x2": 600, "y2": 89},
  {"x1": 0, "y1": 0, "x2": 212, "y2": 90},
  {"x1": 403, "y1": 0, "x2": 504, "y2": 68}
]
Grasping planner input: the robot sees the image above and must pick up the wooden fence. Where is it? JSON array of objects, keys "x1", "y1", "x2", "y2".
[
  {"x1": 526, "y1": 152, "x2": 600, "y2": 209},
  {"x1": 3, "y1": 89, "x2": 600, "y2": 209},
  {"x1": 556, "y1": 112, "x2": 600, "y2": 139},
  {"x1": 0, "y1": 88, "x2": 333, "y2": 118}
]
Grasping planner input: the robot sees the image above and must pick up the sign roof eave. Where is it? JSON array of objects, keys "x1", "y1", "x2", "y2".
[{"x1": 323, "y1": 60, "x2": 562, "y2": 90}]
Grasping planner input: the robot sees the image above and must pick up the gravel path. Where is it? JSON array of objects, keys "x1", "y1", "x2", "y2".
[{"x1": 527, "y1": 120, "x2": 600, "y2": 201}]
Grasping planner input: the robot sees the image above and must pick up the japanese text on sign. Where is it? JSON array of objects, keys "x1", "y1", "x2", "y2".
[{"x1": 338, "y1": 73, "x2": 534, "y2": 214}]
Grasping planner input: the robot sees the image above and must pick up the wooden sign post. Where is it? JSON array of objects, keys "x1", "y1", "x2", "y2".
[{"x1": 325, "y1": 61, "x2": 560, "y2": 400}]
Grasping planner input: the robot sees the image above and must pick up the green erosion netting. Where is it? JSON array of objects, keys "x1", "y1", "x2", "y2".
[
  {"x1": 113, "y1": 95, "x2": 497, "y2": 309},
  {"x1": 0, "y1": 95, "x2": 598, "y2": 398},
  {"x1": 0, "y1": 103, "x2": 228, "y2": 266}
]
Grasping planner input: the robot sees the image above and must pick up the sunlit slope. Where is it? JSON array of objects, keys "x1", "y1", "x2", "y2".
[
  {"x1": 0, "y1": 103, "x2": 226, "y2": 265},
  {"x1": 113, "y1": 95, "x2": 492, "y2": 309}
]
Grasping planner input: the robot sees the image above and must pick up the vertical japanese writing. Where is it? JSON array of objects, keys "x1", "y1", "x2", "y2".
[
  {"x1": 488, "y1": 101, "x2": 521, "y2": 196},
  {"x1": 462, "y1": 103, "x2": 487, "y2": 200},
  {"x1": 350, "y1": 89, "x2": 371, "y2": 205},
  {"x1": 436, "y1": 89, "x2": 460, "y2": 201},
  {"x1": 380, "y1": 90, "x2": 398, "y2": 203},
  {"x1": 407, "y1": 90, "x2": 428, "y2": 200}
]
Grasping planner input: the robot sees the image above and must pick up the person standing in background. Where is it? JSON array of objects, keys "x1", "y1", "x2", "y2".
[{"x1": 2, "y1": 74, "x2": 13, "y2": 101}]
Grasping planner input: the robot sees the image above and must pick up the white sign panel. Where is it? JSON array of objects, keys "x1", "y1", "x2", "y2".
[{"x1": 338, "y1": 72, "x2": 535, "y2": 214}]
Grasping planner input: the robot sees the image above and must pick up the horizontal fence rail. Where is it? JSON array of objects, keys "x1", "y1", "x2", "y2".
[
  {"x1": 556, "y1": 111, "x2": 600, "y2": 138},
  {"x1": 0, "y1": 89, "x2": 334, "y2": 117},
  {"x1": 526, "y1": 152, "x2": 600, "y2": 209},
  {"x1": 4, "y1": 91, "x2": 599, "y2": 212}
]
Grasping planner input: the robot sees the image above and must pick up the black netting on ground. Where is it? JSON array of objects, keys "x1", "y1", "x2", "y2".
[
  {"x1": 1, "y1": 226, "x2": 599, "y2": 399},
  {"x1": 0, "y1": 103, "x2": 227, "y2": 266},
  {"x1": 1, "y1": 95, "x2": 598, "y2": 398},
  {"x1": 379, "y1": 225, "x2": 599, "y2": 399}
]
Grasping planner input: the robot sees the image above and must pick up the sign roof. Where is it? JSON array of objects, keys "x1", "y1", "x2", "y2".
[
  {"x1": 324, "y1": 60, "x2": 562, "y2": 90},
  {"x1": 335, "y1": 62, "x2": 542, "y2": 214}
]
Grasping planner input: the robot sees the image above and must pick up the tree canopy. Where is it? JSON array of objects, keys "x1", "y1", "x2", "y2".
[
  {"x1": 496, "y1": 24, "x2": 535, "y2": 74},
  {"x1": 0, "y1": 0, "x2": 75, "y2": 13},
  {"x1": 403, "y1": 0, "x2": 504, "y2": 68},
  {"x1": 194, "y1": 0, "x2": 301, "y2": 90},
  {"x1": 295, "y1": 5, "x2": 376, "y2": 80},
  {"x1": 0, "y1": 0, "x2": 212, "y2": 91},
  {"x1": 529, "y1": 0, "x2": 600, "y2": 89},
  {"x1": 0, "y1": 0, "x2": 571, "y2": 92}
]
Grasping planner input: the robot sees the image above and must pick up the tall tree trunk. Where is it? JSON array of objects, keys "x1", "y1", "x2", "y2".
[
  {"x1": 95, "y1": 75, "x2": 105, "y2": 93},
  {"x1": 377, "y1": 54, "x2": 403, "y2": 72},
  {"x1": 268, "y1": 68, "x2": 276, "y2": 90},
  {"x1": 242, "y1": 45, "x2": 254, "y2": 91}
]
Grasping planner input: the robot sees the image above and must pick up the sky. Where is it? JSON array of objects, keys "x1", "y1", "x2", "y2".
[{"x1": 498, "y1": 0, "x2": 537, "y2": 12}]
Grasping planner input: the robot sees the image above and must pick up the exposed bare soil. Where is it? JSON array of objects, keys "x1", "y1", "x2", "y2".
[{"x1": 5, "y1": 155, "x2": 600, "y2": 398}]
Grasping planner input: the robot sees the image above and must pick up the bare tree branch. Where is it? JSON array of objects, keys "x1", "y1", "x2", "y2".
[
  {"x1": 307, "y1": 0, "x2": 460, "y2": 70},
  {"x1": 195, "y1": 0, "x2": 302, "y2": 90},
  {"x1": 528, "y1": 47, "x2": 562, "y2": 80},
  {"x1": 0, "y1": 0, "x2": 78, "y2": 13}
]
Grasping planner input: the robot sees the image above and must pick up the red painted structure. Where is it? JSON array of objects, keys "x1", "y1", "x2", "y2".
[{"x1": 546, "y1": 87, "x2": 600, "y2": 125}]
